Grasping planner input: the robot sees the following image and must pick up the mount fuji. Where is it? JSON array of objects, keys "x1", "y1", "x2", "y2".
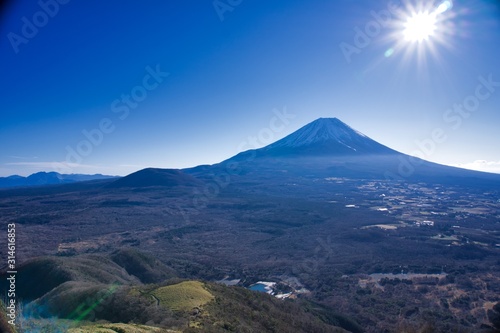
[{"x1": 182, "y1": 117, "x2": 500, "y2": 185}]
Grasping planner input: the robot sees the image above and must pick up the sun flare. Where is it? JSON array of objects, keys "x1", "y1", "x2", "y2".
[
  {"x1": 403, "y1": 12, "x2": 437, "y2": 42},
  {"x1": 399, "y1": 1, "x2": 453, "y2": 44},
  {"x1": 385, "y1": 0, "x2": 455, "y2": 64}
]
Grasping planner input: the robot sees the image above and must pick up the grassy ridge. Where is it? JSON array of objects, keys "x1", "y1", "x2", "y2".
[{"x1": 151, "y1": 281, "x2": 214, "y2": 312}]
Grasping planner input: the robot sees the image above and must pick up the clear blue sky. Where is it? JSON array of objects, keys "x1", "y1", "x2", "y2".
[{"x1": 1, "y1": 0, "x2": 499, "y2": 176}]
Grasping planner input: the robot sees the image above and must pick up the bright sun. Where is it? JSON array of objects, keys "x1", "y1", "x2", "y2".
[
  {"x1": 384, "y1": 1, "x2": 454, "y2": 64},
  {"x1": 403, "y1": 12, "x2": 437, "y2": 42},
  {"x1": 400, "y1": 1, "x2": 453, "y2": 44}
]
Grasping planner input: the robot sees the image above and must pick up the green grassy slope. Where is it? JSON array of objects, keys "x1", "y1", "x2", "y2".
[{"x1": 151, "y1": 281, "x2": 214, "y2": 311}]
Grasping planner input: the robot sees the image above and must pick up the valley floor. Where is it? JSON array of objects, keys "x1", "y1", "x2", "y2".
[{"x1": 1, "y1": 175, "x2": 499, "y2": 332}]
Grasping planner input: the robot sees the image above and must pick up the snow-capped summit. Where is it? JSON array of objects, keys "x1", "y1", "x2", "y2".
[
  {"x1": 267, "y1": 118, "x2": 365, "y2": 149},
  {"x1": 262, "y1": 118, "x2": 396, "y2": 156}
]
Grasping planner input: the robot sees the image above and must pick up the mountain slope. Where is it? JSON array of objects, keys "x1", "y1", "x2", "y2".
[
  {"x1": 29, "y1": 279, "x2": 347, "y2": 333},
  {"x1": 107, "y1": 168, "x2": 203, "y2": 188}
]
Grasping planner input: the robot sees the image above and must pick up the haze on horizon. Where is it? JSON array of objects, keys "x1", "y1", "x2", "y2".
[{"x1": 1, "y1": 0, "x2": 499, "y2": 177}]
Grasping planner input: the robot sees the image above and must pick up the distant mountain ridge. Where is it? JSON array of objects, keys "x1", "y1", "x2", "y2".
[
  {"x1": 0, "y1": 172, "x2": 118, "y2": 188},
  {"x1": 107, "y1": 168, "x2": 202, "y2": 188}
]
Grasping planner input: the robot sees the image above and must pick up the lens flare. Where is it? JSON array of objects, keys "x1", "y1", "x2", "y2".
[{"x1": 436, "y1": 0, "x2": 453, "y2": 14}]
